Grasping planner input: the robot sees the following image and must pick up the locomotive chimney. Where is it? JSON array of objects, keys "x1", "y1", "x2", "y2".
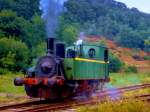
[{"x1": 47, "y1": 37, "x2": 54, "y2": 55}]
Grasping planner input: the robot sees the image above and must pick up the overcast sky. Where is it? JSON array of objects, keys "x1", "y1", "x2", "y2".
[{"x1": 115, "y1": 0, "x2": 150, "y2": 14}]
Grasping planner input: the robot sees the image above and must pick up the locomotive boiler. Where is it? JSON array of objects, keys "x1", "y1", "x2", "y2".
[{"x1": 14, "y1": 38, "x2": 110, "y2": 99}]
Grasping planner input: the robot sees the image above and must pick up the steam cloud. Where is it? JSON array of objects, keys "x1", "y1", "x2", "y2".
[{"x1": 39, "y1": 0, "x2": 67, "y2": 37}]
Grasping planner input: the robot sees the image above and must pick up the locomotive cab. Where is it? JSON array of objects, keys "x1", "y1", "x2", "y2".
[
  {"x1": 64, "y1": 43, "x2": 109, "y2": 81},
  {"x1": 63, "y1": 42, "x2": 109, "y2": 96}
]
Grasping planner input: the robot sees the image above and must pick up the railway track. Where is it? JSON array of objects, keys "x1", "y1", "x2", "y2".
[
  {"x1": 97, "y1": 83, "x2": 150, "y2": 98},
  {"x1": 0, "y1": 83, "x2": 149, "y2": 112},
  {"x1": 0, "y1": 100, "x2": 55, "y2": 112},
  {"x1": 17, "y1": 94, "x2": 150, "y2": 112},
  {"x1": 134, "y1": 94, "x2": 150, "y2": 102}
]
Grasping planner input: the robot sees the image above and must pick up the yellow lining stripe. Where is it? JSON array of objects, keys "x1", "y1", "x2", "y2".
[{"x1": 75, "y1": 58, "x2": 109, "y2": 64}]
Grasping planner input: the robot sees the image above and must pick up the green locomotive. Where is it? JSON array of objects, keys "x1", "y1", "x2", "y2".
[{"x1": 14, "y1": 38, "x2": 109, "y2": 99}]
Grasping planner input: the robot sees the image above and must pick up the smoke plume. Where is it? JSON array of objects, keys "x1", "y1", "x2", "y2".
[{"x1": 39, "y1": 0, "x2": 67, "y2": 37}]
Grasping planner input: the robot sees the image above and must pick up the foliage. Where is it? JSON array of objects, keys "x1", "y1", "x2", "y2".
[
  {"x1": 125, "y1": 66, "x2": 138, "y2": 73},
  {"x1": 57, "y1": 24, "x2": 78, "y2": 45},
  {"x1": 0, "y1": 9, "x2": 45, "y2": 72},
  {"x1": 62, "y1": 0, "x2": 150, "y2": 50},
  {"x1": 22, "y1": 14, "x2": 45, "y2": 48},
  {"x1": 32, "y1": 42, "x2": 46, "y2": 58},
  {"x1": 109, "y1": 53, "x2": 124, "y2": 72},
  {"x1": 143, "y1": 55, "x2": 150, "y2": 61},
  {"x1": 0, "y1": 10, "x2": 26, "y2": 38},
  {"x1": 116, "y1": 30, "x2": 144, "y2": 49},
  {"x1": 0, "y1": 10, "x2": 45, "y2": 48},
  {"x1": 0, "y1": 38, "x2": 29, "y2": 72},
  {"x1": 0, "y1": 0, "x2": 40, "y2": 19},
  {"x1": 0, "y1": 68, "x2": 9, "y2": 74},
  {"x1": 144, "y1": 36, "x2": 150, "y2": 53}
]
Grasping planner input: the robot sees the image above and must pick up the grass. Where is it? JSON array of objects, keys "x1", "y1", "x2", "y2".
[
  {"x1": 108, "y1": 72, "x2": 150, "y2": 87},
  {"x1": 77, "y1": 99, "x2": 150, "y2": 112},
  {"x1": 104, "y1": 73, "x2": 150, "y2": 99},
  {"x1": 0, "y1": 73, "x2": 25, "y2": 94},
  {"x1": 123, "y1": 88, "x2": 150, "y2": 97},
  {"x1": 0, "y1": 73, "x2": 26, "y2": 103}
]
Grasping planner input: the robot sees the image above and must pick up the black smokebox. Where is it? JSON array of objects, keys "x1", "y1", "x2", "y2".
[{"x1": 47, "y1": 38, "x2": 54, "y2": 55}]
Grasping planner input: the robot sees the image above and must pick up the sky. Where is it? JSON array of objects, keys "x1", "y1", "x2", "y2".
[{"x1": 115, "y1": 0, "x2": 150, "y2": 14}]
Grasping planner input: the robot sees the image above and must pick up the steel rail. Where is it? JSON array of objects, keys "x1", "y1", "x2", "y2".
[{"x1": 19, "y1": 94, "x2": 150, "y2": 112}]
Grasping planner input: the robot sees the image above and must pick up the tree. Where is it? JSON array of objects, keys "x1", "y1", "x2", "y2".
[
  {"x1": 0, "y1": 0, "x2": 15, "y2": 10},
  {"x1": 32, "y1": 42, "x2": 46, "y2": 58},
  {"x1": 0, "y1": 10, "x2": 45, "y2": 48},
  {"x1": 116, "y1": 26, "x2": 144, "y2": 49},
  {"x1": 0, "y1": 0, "x2": 40, "y2": 19},
  {"x1": 144, "y1": 37, "x2": 150, "y2": 53},
  {"x1": 57, "y1": 24, "x2": 78, "y2": 45},
  {"x1": 0, "y1": 38, "x2": 29, "y2": 72},
  {"x1": 0, "y1": 10, "x2": 27, "y2": 38},
  {"x1": 22, "y1": 14, "x2": 45, "y2": 48},
  {"x1": 0, "y1": 30, "x2": 5, "y2": 38}
]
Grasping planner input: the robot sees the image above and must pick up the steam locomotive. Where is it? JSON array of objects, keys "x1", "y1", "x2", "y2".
[{"x1": 14, "y1": 38, "x2": 109, "y2": 99}]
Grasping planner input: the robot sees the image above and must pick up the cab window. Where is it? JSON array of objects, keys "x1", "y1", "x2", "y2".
[
  {"x1": 67, "y1": 49, "x2": 76, "y2": 58},
  {"x1": 88, "y1": 48, "x2": 96, "y2": 58},
  {"x1": 104, "y1": 49, "x2": 108, "y2": 62}
]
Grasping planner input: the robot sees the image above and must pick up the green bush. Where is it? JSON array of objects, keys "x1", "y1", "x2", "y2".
[
  {"x1": 0, "y1": 38, "x2": 29, "y2": 72},
  {"x1": 125, "y1": 66, "x2": 138, "y2": 73},
  {"x1": 0, "y1": 68, "x2": 9, "y2": 74},
  {"x1": 109, "y1": 53, "x2": 124, "y2": 72},
  {"x1": 143, "y1": 55, "x2": 150, "y2": 61}
]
